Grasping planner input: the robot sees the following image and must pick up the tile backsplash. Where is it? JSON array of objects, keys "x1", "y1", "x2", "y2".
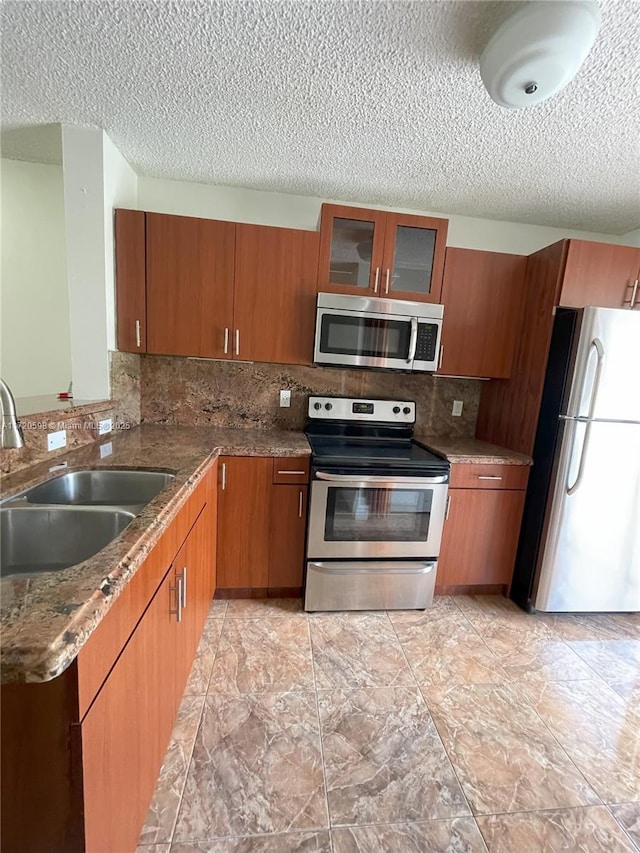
[{"x1": 139, "y1": 355, "x2": 481, "y2": 436}]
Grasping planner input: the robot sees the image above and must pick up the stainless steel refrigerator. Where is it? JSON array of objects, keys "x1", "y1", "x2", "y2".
[{"x1": 511, "y1": 306, "x2": 640, "y2": 613}]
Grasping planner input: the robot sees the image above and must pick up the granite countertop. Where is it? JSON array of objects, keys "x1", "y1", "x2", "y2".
[
  {"x1": 1, "y1": 424, "x2": 310, "y2": 685},
  {"x1": 416, "y1": 435, "x2": 532, "y2": 466}
]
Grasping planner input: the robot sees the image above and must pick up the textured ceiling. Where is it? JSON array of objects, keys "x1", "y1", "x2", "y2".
[{"x1": 2, "y1": 0, "x2": 639, "y2": 234}]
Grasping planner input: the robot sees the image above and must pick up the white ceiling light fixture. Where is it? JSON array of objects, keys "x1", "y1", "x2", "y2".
[{"x1": 480, "y1": 0, "x2": 602, "y2": 109}]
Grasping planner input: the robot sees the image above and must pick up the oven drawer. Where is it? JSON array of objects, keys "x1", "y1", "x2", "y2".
[
  {"x1": 273, "y1": 457, "x2": 310, "y2": 484},
  {"x1": 449, "y1": 463, "x2": 529, "y2": 490},
  {"x1": 304, "y1": 560, "x2": 436, "y2": 611}
]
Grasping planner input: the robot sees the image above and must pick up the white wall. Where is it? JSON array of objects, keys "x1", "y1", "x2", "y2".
[
  {"x1": 61, "y1": 127, "x2": 137, "y2": 399},
  {"x1": 0, "y1": 158, "x2": 71, "y2": 396},
  {"x1": 621, "y1": 228, "x2": 640, "y2": 248},
  {"x1": 137, "y1": 176, "x2": 638, "y2": 256}
]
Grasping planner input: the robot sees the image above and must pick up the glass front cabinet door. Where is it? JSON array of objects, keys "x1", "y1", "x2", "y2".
[
  {"x1": 318, "y1": 205, "x2": 388, "y2": 294},
  {"x1": 381, "y1": 213, "x2": 448, "y2": 303},
  {"x1": 317, "y1": 205, "x2": 448, "y2": 303}
]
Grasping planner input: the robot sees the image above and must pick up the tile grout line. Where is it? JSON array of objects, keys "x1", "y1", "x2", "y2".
[
  {"x1": 203, "y1": 608, "x2": 226, "y2": 694},
  {"x1": 506, "y1": 681, "x2": 606, "y2": 809},
  {"x1": 165, "y1": 693, "x2": 208, "y2": 847},
  {"x1": 604, "y1": 803, "x2": 640, "y2": 852},
  {"x1": 307, "y1": 615, "x2": 335, "y2": 853},
  {"x1": 385, "y1": 607, "x2": 480, "y2": 833},
  {"x1": 167, "y1": 607, "x2": 227, "y2": 845}
]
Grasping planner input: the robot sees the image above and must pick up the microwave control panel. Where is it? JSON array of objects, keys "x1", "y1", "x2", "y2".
[{"x1": 415, "y1": 323, "x2": 439, "y2": 363}]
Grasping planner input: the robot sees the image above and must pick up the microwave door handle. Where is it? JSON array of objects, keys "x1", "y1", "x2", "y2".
[{"x1": 407, "y1": 317, "x2": 418, "y2": 364}]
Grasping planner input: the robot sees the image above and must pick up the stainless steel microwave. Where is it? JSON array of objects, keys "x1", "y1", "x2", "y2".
[{"x1": 314, "y1": 293, "x2": 443, "y2": 372}]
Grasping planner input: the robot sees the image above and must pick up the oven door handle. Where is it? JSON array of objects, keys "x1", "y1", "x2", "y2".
[
  {"x1": 308, "y1": 561, "x2": 435, "y2": 575},
  {"x1": 314, "y1": 472, "x2": 448, "y2": 484},
  {"x1": 407, "y1": 317, "x2": 418, "y2": 364}
]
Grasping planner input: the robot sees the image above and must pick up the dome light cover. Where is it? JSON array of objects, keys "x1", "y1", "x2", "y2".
[{"x1": 480, "y1": 0, "x2": 601, "y2": 109}]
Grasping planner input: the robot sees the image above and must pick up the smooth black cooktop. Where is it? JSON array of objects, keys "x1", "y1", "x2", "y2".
[{"x1": 307, "y1": 435, "x2": 449, "y2": 473}]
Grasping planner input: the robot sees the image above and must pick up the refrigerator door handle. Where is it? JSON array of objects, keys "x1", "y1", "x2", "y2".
[
  {"x1": 566, "y1": 337, "x2": 603, "y2": 497},
  {"x1": 566, "y1": 419, "x2": 592, "y2": 495},
  {"x1": 579, "y1": 338, "x2": 605, "y2": 419}
]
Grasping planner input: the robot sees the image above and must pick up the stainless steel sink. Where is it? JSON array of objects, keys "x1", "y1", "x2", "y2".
[
  {"x1": 0, "y1": 506, "x2": 136, "y2": 579},
  {"x1": 0, "y1": 469, "x2": 176, "y2": 579},
  {"x1": 15, "y1": 470, "x2": 175, "y2": 508}
]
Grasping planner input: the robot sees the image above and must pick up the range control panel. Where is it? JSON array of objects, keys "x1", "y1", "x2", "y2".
[{"x1": 308, "y1": 396, "x2": 416, "y2": 424}]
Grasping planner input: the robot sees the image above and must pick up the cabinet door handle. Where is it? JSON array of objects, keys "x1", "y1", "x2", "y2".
[
  {"x1": 135, "y1": 319, "x2": 141, "y2": 348},
  {"x1": 478, "y1": 475, "x2": 503, "y2": 480},
  {"x1": 438, "y1": 345, "x2": 443, "y2": 369},
  {"x1": 224, "y1": 327, "x2": 229, "y2": 354},
  {"x1": 277, "y1": 469, "x2": 306, "y2": 475},
  {"x1": 445, "y1": 495, "x2": 451, "y2": 520},
  {"x1": 180, "y1": 566, "x2": 187, "y2": 608},
  {"x1": 221, "y1": 462, "x2": 227, "y2": 490},
  {"x1": 624, "y1": 280, "x2": 639, "y2": 308},
  {"x1": 170, "y1": 577, "x2": 183, "y2": 623},
  {"x1": 298, "y1": 490, "x2": 304, "y2": 518},
  {"x1": 373, "y1": 266, "x2": 380, "y2": 294},
  {"x1": 385, "y1": 268, "x2": 391, "y2": 294},
  {"x1": 235, "y1": 330, "x2": 240, "y2": 356}
]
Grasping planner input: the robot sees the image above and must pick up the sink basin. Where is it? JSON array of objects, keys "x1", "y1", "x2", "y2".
[
  {"x1": 18, "y1": 470, "x2": 175, "y2": 508},
  {"x1": 0, "y1": 507, "x2": 136, "y2": 579}
]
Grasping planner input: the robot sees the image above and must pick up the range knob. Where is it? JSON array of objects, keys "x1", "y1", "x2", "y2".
[
  {"x1": 325, "y1": 402, "x2": 333, "y2": 411},
  {"x1": 393, "y1": 406, "x2": 401, "y2": 414},
  {"x1": 313, "y1": 402, "x2": 322, "y2": 410},
  {"x1": 403, "y1": 406, "x2": 411, "y2": 415}
]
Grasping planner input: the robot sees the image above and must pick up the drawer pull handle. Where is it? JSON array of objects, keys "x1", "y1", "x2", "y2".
[
  {"x1": 277, "y1": 470, "x2": 306, "y2": 475},
  {"x1": 478, "y1": 475, "x2": 503, "y2": 480}
]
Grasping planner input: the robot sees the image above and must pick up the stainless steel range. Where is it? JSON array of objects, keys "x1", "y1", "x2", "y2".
[{"x1": 304, "y1": 396, "x2": 450, "y2": 612}]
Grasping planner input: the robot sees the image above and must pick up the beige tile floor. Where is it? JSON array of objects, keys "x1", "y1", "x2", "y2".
[{"x1": 137, "y1": 595, "x2": 640, "y2": 853}]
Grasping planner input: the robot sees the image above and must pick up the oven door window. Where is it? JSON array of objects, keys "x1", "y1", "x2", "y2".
[
  {"x1": 319, "y1": 314, "x2": 411, "y2": 360},
  {"x1": 325, "y1": 486, "x2": 433, "y2": 542}
]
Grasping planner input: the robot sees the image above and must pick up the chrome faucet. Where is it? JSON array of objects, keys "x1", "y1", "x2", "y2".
[{"x1": 0, "y1": 378, "x2": 25, "y2": 449}]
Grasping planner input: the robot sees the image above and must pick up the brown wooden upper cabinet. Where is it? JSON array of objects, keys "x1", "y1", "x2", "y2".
[
  {"x1": 558, "y1": 240, "x2": 640, "y2": 310},
  {"x1": 317, "y1": 204, "x2": 448, "y2": 303},
  {"x1": 234, "y1": 224, "x2": 319, "y2": 364},
  {"x1": 439, "y1": 248, "x2": 527, "y2": 378},
  {"x1": 115, "y1": 208, "x2": 147, "y2": 352},
  {"x1": 115, "y1": 211, "x2": 319, "y2": 364},
  {"x1": 146, "y1": 212, "x2": 236, "y2": 359}
]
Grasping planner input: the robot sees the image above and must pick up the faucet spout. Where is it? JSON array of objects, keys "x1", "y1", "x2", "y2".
[{"x1": 0, "y1": 378, "x2": 25, "y2": 449}]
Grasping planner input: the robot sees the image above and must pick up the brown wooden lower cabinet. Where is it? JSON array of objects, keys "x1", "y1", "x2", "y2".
[
  {"x1": 269, "y1": 484, "x2": 307, "y2": 589},
  {"x1": 216, "y1": 456, "x2": 309, "y2": 595},
  {"x1": 1, "y1": 463, "x2": 217, "y2": 853},
  {"x1": 436, "y1": 481, "x2": 527, "y2": 592},
  {"x1": 81, "y1": 562, "x2": 181, "y2": 853},
  {"x1": 216, "y1": 456, "x2": 272, "y2": 589}
]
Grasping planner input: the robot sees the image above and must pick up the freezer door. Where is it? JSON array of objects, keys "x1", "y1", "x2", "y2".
[
  {"x1": 565, "y1": 307, "x2": 640, "y2": 423},
  {"x1": 534, "y1": 419, "x2": 640, "y2": 612}
]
